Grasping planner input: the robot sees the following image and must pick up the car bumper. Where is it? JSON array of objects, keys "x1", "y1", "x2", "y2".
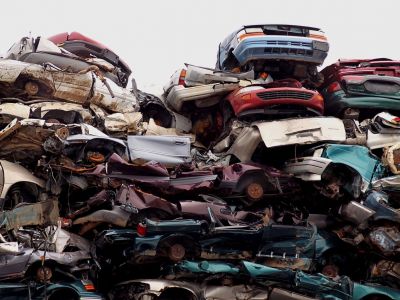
[
  {"x1": 232, "y1": 36, "x2": 328, "y2": 66},
  {"x1": 324, "y1": 94, "x2": 400, "y2": 117},
  {"x1": 229, "y1": 95, "x2": 324, "y2": 117}
]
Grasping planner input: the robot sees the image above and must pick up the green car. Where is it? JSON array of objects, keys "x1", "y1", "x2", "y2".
[{"x1": 321, "y1": 74, "x2": 400, "y2": 120}]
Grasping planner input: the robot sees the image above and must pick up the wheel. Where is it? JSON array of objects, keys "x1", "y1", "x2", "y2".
[
  {"x1": 237, "y1": 175, "x2": 267, "y2": 202},
  {"x1": 168, "y1": 243, "x2": 186, "y2": 262},
  {"x1": 49, "y1": 289, "x2": 78, "y2": 300},
  {"x1": 245, "y1": 182, "x2": 265, "y2": 201}
]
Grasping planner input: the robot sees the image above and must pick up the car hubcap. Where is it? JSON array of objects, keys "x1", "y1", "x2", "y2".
[
  {"x1": 168, "y1": 243, "x2": 186, "y2": 261},
  {"x1": 247, "y1": 183, "x2": 264, "y2": 200}
]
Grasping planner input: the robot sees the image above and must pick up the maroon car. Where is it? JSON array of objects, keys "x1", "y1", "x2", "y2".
[
  {"x1": 48, "y1": 32, "x2": 131, "y2": 88},
  {"x1": 321, "y1": 58, "x2": 400, "y2": 90},
  {"x1": 214, "y1": 163, "x2": 301, "y2": 203}
]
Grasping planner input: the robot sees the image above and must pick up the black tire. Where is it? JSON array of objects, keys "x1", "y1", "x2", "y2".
[{"x1": 49, "y1": 289, "x2": 79, "y2": 300}]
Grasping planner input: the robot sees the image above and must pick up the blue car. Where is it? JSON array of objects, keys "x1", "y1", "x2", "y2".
[{"x1": 216, "y1": 24, "x2": 329, "y2": 72}]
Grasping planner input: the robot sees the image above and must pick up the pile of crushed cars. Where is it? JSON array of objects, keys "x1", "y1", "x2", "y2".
[{"x1": 0, "y1": 25, "x2": 400, "y2": 299}]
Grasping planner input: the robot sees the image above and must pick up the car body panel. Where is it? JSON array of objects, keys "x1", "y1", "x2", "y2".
[
  {"x1": 284, "y1": 157, "x2": 332, "y2": 181},
  {"x1": 127, "y1": 135, "x2": 191, "y2": 167},
  {"x1": 166, "y1": 83, "x2": 238, "y2": 112},
  {"x1": 321, "y1": 144, "x2": 384, "y2": 184},
  {"x1": 372, "y1": 175, "x2": 400, "y2": 191},
  {"x1": 0, "y1": 200, "x2": 59, "y2": 231},
  {"x1": 0, "y1": 159, "x2": 45, "y2": 198},
  {"x1": 255, "y1": 117, "x2": 346, "y2": 147},
  {"x1": 286, "y1": 145, "x2": 384, "y2": 192}
]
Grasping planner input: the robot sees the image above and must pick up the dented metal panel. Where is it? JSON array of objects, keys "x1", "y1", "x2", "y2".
[
  {"x1": 0, "y1": 200, "x2": 59, "y2": 230},
  {"x1": 255, "y1": 117, "x2": 346, "y2": 148}
]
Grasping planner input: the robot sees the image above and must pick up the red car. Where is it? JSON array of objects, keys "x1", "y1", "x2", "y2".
[
  {"x1": 48, "y1": 32, "x2": 131, "y2": 88},
  {"x1": 225, "y1": 79, "x2": 324, "y2": 119}
]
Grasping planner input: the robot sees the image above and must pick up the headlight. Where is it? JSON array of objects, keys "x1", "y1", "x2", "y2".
[{"x1": 312, "y1": 40, "x2": 329, "y2": 52}]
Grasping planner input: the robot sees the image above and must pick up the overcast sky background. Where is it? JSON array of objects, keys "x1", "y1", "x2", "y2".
[{"x1": 1, "y1": 0, "x2": 398, "y2": 93}]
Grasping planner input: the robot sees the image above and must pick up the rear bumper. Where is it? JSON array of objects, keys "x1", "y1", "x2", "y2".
[
  {"x1": 324, "y1": 94, "x2": 400, "y2": 117},
  {"x1": 232, "y1": 36, "x2": 328, "y2": 65}
]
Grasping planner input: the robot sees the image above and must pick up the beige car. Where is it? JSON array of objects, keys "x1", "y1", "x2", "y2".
[{"x1": 0, "y1": 160, "x2": 45, "y2": 210}]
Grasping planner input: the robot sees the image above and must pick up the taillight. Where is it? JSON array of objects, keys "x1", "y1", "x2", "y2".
[
  {"x1": 327, "y1": 82, "x2": 342, "y2": 93},
  {"x1": 81, "y1": 279, "x2": 96, "y2": 291},
  {"x1": 343, "y1": 75, "x2": 365, "y2": 84},
  {"x1": 178, "y1": 69, "x2": 187, "y2": 86},
  {"x1": 137, "y1": 222, "x2": 147, "y2": 237}
]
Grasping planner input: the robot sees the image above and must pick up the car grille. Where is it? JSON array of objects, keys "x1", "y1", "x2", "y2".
[
  {"x1": 266, "y1": 40, "x2": 311, "y2": 47},
  {"x1": 256, "y1": 91, "x2": 314, "y2": 101}
]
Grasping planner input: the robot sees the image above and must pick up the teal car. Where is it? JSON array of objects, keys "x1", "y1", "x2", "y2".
[
  {"x1": 172, "y1": 260, "x2": 400, "y2": 300},
  {"x1": 0, "y1": 279, "x2": 103, "y2": 300},
  {"x1": 321, "y1": 74, "x2": 400, "y2": 120}
]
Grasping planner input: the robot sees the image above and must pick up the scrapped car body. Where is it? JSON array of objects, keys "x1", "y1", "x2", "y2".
[
  {"x1": 111, "y1": 261, "x2": 400, "y2": 300},
  {"x1": 215, "y1": 163, "x2": 300, "y2": 203},
  {"x1": 111, "y1": 279, "x2": 270, "y2": 300},
  {"x1": 0, "y1": 28, "x2": 400, "y2": 298},
  {"x1": 164, "y1": 64, "x2": 257, "y2": 113},
  {"x1": 321, "y1": 59, "x2": 400, "y2": 119},
  {"x1": 0, "y1": 245, "x2": 89, "y2": 281},
  {"x1": 216, "y1": 24, "x2": 329, "y2": 71},
  {"x1": 166, "y1": 84, "x2": 238, "y2": 113},
  {"x1": 164, "y1": 64, "x2": 256, "y2": 92},
  {"x1": 321, "y1": 58, "x2": 400, "y2": 90},
  {"x1": 219, "y1": 118, "x2": 345, "y2": 163},
  {"x1": 129, "y1": 217, "x2": 340, "y2": 271},
  {"x1": 285, "y1": 144, "x2": 385, "y2": 197},
  {"x1": 0, "y1": 159, "x2": 45, "y2": 202},
  {"x1": 0, "y1": 58, "x2": 138, "y2": 114},
  {"x1": 225, "y1": 80, "x2": 324, "y2": 119},
  {"x1": 48, "y1": 31, "x2": 132, "y2": 88}
]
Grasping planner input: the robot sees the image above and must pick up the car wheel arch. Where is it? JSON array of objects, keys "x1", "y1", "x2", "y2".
[
  {"x1": 158, "y1": 287, "x2": 198, "y2": 300},
  {"x1": 236, "y1": 170, "x2": 270, "y2": 199}
]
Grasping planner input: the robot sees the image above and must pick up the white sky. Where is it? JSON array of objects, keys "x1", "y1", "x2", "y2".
[{"x1": 1, "y1": 0, "x2": 399, "y2": 93}]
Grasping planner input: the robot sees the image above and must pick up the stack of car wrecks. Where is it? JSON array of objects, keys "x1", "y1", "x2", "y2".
[{"x1": 0, "y1": 25, "x2": 400, "y2": 299}]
